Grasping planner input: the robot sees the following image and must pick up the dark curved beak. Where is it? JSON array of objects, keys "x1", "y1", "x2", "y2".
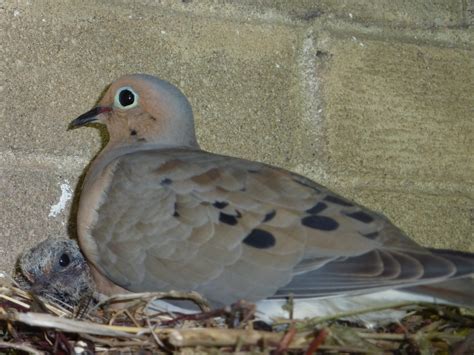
[{"x1": 69, "y1": 106, "x2": 112, "y2": 129}]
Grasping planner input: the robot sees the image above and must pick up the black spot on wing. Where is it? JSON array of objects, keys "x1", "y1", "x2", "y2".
[
  {"x1": 243, "y1": 229, "x2": 276, "y2": 249},
  {"x1": 306, "y1": 202, "x2": 327, "y2": 214},
  {"x1": 161, "y1": 178, "x2": 172, "y2": 186},
  {"x1": 213, "y1": 201, "x2": 228, "y2": 209},
  {"x1": 219, "y1": 212, "x2": 238, "y2": 226},
  {"x1": 130, "y1": 129, "x2": 137, "y2": 136},
  {"x1": 263, "y1": 210, "x2": 276, "y2": 222},
  {"x1": 324, "y1": 195, "x2": 353, "y2": 207},
  {"x1": 301, "y1": 215, "x2": 339, "y2": 231},
  {"x1": 346, "y1": 211, "x2": 374, "y2": 223}
]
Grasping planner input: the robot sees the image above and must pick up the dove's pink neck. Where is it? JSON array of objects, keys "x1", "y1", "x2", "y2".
[{"x1": 104, "y1": 110, "x2": 199, "y2": 150}]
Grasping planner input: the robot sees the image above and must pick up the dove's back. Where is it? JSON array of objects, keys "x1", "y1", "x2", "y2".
[{"x1": 77, "y1": 145, "x2": 474, "y2": 309}]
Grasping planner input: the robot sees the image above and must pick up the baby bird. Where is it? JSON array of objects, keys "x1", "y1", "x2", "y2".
[
  {"x1": 68, "y1": 74, "x2": 473, "y2": 320},
  {"x1": 18, "y1": 238, "x2": 94, "y2": 307}
]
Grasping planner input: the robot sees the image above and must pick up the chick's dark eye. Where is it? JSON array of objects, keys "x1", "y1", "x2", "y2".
[
  {"x1": 59, "y1": 253, "x2": 70, "y2": 267},
  {"x1": 119, "y1": 89, "x2": 135, "y2": 107}
]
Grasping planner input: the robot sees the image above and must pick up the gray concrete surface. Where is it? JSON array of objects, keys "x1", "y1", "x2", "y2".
[{"x1": 1, "y1": 0, "x2": 473, "y2": 272}]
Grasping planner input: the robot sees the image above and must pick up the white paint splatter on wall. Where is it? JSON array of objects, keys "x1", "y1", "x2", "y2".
[{"x1": 49, "y1": 180, "x2": 73, "y2": 217}]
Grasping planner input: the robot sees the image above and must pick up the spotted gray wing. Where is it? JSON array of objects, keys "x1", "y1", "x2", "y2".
[{"x1": 85, "y1": 148, "x2": 466, "y2": 306}]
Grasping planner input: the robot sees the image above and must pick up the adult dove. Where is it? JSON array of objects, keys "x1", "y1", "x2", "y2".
[{"x1": 70, "y1": 74, "x2": 473, "y2": 319}]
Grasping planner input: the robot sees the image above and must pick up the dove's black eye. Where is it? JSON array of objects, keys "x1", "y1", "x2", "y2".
[
  {"x1": 114, "y1": 86, "x2": 139, "y2": 109},
  {"x1": 119, "y1": 89, "x2": 134, "y2": 106},
  {"x1": 59, "y1": 253, "x2": 70, "y2": 267}
]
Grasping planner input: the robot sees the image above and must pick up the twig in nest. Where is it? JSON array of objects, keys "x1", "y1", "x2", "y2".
[
  {"x1": 124, "y1": 309, "x2": 142, "y2": 328},
  {"x1": 1, "y1": 287, "x2": 72, "y2": 318},
  {"x1": 275, "y1": 325, "x2": 297, "y2": 354},
  {"x1": 0, "y1": 340, "x2": 44, "y2": 355},
  {"x1": 0, "y1": 293, "x2": 30, "y2": 311},
  {"x1": 166, "y1": 328, "x2": 309, "y2": 348},
  {"x1": 159, "y1": 305, "x2": 231, "y2": 326},
  {"x1": 145, "y1": 315, "x2": 166, "y2": 349},
  {"x1": 95, "y1": 290, "x2": 211, "y2": 313},
  {"x1": 305, "y1": 328, "x2": 329, "y2": 354},
  {"x1": 0, "y1": 310, "x2": 136, "y2": 338},
  {"x1": 52, "y1": 331, "x2": 74, "y2": 354},
  {"x1": 80, "y1": 333, "x2": 150, "y2": 348}
]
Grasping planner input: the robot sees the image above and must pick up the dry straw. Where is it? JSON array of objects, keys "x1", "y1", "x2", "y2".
[{"x1": 1, "y1": 272, "x2": 473, "y2": 354}]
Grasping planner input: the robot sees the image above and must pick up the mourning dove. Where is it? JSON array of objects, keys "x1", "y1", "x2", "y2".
[
  {"x1": 18, "y1": 238, "x2": 94, "y2": 307},
  {"x1": 70, "y1": 74, "x2": 474, "y2": 317}
]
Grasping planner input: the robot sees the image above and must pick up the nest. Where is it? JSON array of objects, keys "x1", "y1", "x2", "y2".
[{"x1": 1, "y1": 272, "x2": 473, "y2": 354}]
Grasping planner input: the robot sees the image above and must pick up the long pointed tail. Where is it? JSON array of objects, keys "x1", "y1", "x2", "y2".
[{"x1": 403, "y1": 249, "x2": 474, "y2": 307}]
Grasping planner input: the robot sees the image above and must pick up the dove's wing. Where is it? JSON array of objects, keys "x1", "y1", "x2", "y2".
[
  {"x1": 273, "y1": 246, "x2": 474, "y2": 299},
  {"x1": 80, "y1": 147, "x2": 471, "y2": 306}
]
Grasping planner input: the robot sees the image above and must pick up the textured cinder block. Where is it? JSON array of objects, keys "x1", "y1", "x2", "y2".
[
  {"x1": 0, "y1": 152, "x2": 86, "y2": 271},
  {"x1": 315, "y1": 0, "x2": 466, "y2": 27},
  {"x1": 2, "y1": 0, "x2": 303, "y2": 164},
  {"x1": 295, "y1": 27, "x2": 473, "y2": 250},
  {"x1": 320, "y1": 33, "x2": 473, "y2": 185},
  {"x1": 204, "y1": 0, "x2": 467, "y2": 27},
  {"x1": 352, "y1": 190, "x2": 473, "y2": 251}
]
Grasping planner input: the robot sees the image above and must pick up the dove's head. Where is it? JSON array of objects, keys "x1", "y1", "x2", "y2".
[{"x1": 70, "y1": 74, "x2": 198, "y2": 148}]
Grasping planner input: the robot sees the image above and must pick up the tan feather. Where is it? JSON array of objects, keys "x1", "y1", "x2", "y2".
[{"x1": 72, "y1": 74, "x2": 473, "y2": 308}]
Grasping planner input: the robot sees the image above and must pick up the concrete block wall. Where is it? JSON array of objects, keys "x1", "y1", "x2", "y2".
[{"x1": 1, "y1": 0, "x2": 473, "y2": 272}]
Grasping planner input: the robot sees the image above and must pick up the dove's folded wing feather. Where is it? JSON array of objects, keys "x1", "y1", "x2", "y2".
[{"x1": 85, "y1": 148, "x2": 467, "y2": 305}]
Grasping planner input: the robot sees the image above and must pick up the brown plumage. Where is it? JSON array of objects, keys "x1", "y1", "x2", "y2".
[{"x1": 70, "y1": 74, "x2": 473, "y2": 311}]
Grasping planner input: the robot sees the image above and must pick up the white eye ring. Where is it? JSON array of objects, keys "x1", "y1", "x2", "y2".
[{"x1": 114, "y1": 86, "x2": 139, "y2": 109}]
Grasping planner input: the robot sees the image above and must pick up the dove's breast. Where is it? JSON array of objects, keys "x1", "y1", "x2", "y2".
[
  {"x1": 77, "y1": 157, "x2": 120, "y2": 266},
  {"x1": 77, "y1": 147, "x2": 174, "y2": 289}
]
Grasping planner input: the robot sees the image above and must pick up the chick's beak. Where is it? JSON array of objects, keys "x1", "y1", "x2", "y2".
[{"x1": 69, "y1": 106, "x2": 112, "y2": 129}]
